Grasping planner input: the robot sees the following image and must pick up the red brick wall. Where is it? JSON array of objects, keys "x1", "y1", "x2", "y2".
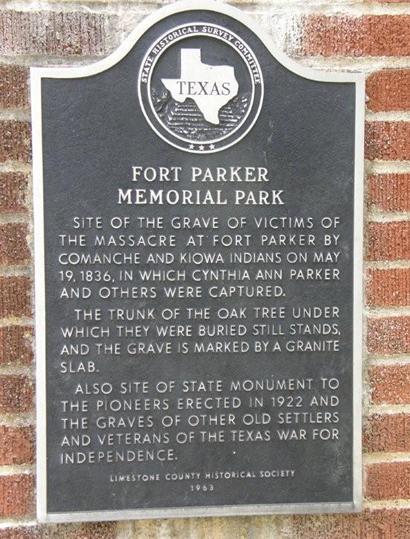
[{"x1": 0, "y1": 1, "x2": 409, "y2": 537}]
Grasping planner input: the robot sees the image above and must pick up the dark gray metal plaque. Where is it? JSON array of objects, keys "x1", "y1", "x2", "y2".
[{"x1": 32, "y1": 0, "x2": 364, "y2": 523}]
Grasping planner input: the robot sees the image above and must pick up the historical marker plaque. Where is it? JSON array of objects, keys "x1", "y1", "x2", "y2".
[{"x1": 32, "y1": 1, "x2": 364, "y2": 522}]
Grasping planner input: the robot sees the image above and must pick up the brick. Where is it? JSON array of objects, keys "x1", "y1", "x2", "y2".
[
  {"x1": 0, "y1": 376, "x2": 33, "y2": 413},
  {"x1": 370, "y1": 365, "x2": 410, "y2": 404},
  {"x1": 367, "y1": 222, "x2": 410, "y2": 261},
  {"x1": 364, "y1": 414, "x2": 410, "y2": 453},
  {"x1": 0, "y1": 426, "x2": 34, "y2": 465},
  {"x1": 367, "y1": 70, "x2": 410, "y2": 112},
  {"x1": 0, "y1": 474, "x2": 34, "y2": 517},
  {"x1": 368, "y1": 173, "x2": 410, "y2": 212},
  {"x1": 366, "y1": 462, "x2": 410, "y2": 500},
  {"x1": 0, "y1": 11, "x2": 116, "y2": 56},
  {"x1": 0, "y1": 121, "x2": 31, "y2": 163},
  {"x1": 0, "y1": 524, "x2": 119, "y2": 539},
  {"x1": 365, "y1": 122, "x2": 410, "y2": 161},
  {"x1": 0, "y1": 326, "x2": 33, "y2": 365},
  {"x1": 288, "y1": 509, "x2": 410, "y2": 538},
  {"x1": 0, "y1": 172, "x2": 28, "y2": 212},
  {"x1": 367, "y1": 269, "x2": 410, "y2": 307},
  {"x1": 0, "y1": 528, "x2": 40, "y2": 539},
  {"x1": 45, "y1": 523, "x2": 116, "y2": 539},
  {"x1": 0, "y1": 224, "x2": 30, "y2": 265},
  {"x1": 293, "y1": 15, "x2": 410, "y2": 57},
  {"x1": 367, "y1": 317, "x2": 410, "y2": 355},
  {"x1": 0, "y1": 65, "x2": 28, "y2": 109},
  {"x1": 0, "y1": 277, "x2": 31, "y2": 318}
]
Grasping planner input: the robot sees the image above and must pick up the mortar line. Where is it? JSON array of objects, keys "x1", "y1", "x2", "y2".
[
  {"x1": 366, "y1": 111, "x2": 410, "y2": 122},
  {"x1": 0, "y1": 362, "x2": 34, "y2": 373},
  {"x1": 0, "y1": 110, "x2": 30, "y2": 121},
  {"x1": 7, "y1": 0, "x2": 410, "y2": 14},
  {"x1": 0, "y1": 464, "x2": 34, "y2": 476},
  {"x1": 365, "y1": 499, "x2": 410, "y2": 509},
  {"x1": 367, "y1": 211, "x2": 410, "y2": 222},
  {"x1": 0, "y1": 163, "x2": 32, "y2": 174},
  {"x1": 364, "y1": 453, "x2": 410, "y2": 464},
  {"x1": 298, "y1": 57, "x2": 410, "y2": 71},
  {"x1": 0, "y1": 318, "x2": 34, "y2": 328},
  {"x1": 0, "y1": 413, "x2": 35, "y2": 427},
  {"x1": 365, "y1": 161, "x2": 410, "y2": 174},
  {"x1": 0, "y1": 267, "x2": 32, "y2": 278},
  {"x1": 0, "y1": 213, "x2": 32, "y2": 225},
  {"x1": 367, "y1": 357, "x2": 410, "y2": 366},
  {"x1": 365, "y1": 261, "x2": 410, "y2": 269},
  {"x1": 0, "y1": 519, "x2": 38, "y2": 528},
  {"x1": 369, "y1": 404, "x2": 410, "y2": 414},
  {"x1": 366, "y1": 307, "x2": 410, "y2": 317}
]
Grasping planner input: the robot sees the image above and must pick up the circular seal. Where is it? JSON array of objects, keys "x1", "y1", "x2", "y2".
[{"x1": 138, "y1": 23, "x2": 264, "y2": 154}]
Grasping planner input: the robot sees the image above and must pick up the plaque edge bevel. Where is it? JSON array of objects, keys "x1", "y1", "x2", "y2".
[
  {"x1": 31, "y1": 0, "x2": 365, "y2": 523},
  {"x1": 39, "y1": 501, "x2": 362, "y2": 524},
  {"x1": 31, "y1": 67, "x2": 48, "y2": 524}
]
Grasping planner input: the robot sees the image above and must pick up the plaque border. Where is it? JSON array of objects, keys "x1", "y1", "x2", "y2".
[{"x1": 31, "y1": 0, "x2": 364, "y2": 523}]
